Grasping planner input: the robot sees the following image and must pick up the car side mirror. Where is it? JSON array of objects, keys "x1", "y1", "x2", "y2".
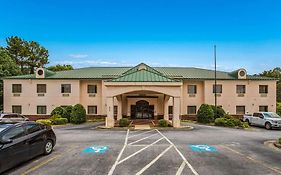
[{"x1": 0, "y1": 138, "x2": 13, "y2": 144}]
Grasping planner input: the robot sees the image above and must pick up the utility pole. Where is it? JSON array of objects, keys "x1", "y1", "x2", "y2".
[{"x1": 214, "y1": 45, "x2": 217, "y2": 117}]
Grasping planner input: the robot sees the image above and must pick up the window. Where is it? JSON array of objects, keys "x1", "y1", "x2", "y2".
[
  {"x1": 188, "y1": 85, "x2": 197, "y2": 94},
  {"x1": 61, "y1": 84, "x2": 71, "y2": 93},
  {"x1": 168, "y1": 106, "x2": 173, "y2": 115},
  {"x1": 26, "y1": 123, "x2": 41, "y2": 134},
  {"x1": 37, "y1": 84, "x2": 46, "y2": 93},
  {"x1": 259, "y1": 85, "x2": 268, "y2": 94},
  {"x1": 236, "y1": 106, "x2": 245, "y2": 115},
  {"x1": 187, "y1": 106, "x2": 197, "y2": 114},
  {"x1": 259, "y1": 106, "x2": 268, "y2": 112},
  {"x1": 37, "y1": 106, "x2": 47, "y2": 114},
  {"x1": 88, "y1": 85, "x2": 97, "y2": 93},
  {"x1": 236, "y1": 85, "x2": 246, "y2": 94},
  {"x1": 114, "y1": 106, "x2": 118, "y2": 116},
  {"x1": 12, "y1": 105, "x2": 22, "y2": 114},
  {"x1": 2, "y1": 126, "x2": 25, "y2": 140},
  {"x1": 12, "y1": 84, "x2": 22, "y2": 93},
  {"x1": 88, "y1": 106, "x2": 97, "y2": 114},
  {"x1": 213, "y1": 84, "x2": 222, "y2": 93}
]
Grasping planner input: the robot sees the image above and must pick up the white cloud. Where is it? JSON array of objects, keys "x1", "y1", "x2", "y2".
[{"x1": 69, "y1": 54, "x2": 89, "y2": 58}]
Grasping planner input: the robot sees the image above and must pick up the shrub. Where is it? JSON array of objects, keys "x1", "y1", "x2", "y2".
[
  {"x1": 279, "y1": 138, "x2": 281, "y2": 144},
  {"x1": 52, "y1": 118, "x2": 68, "y2": 125},
  {"x1": 61, "y1": 105, "x2": 73, "y2": 122},
  {"x1": 211, "y1": 105, "x2": 226, "y2": 119},
  {"x1": 277, "y1": 103, "x2": 281, "y2": 116},
  {"x1": 158, "y1": 119, "x2": 168, "y2": 127},
  {"x1": 49, "y1": 114, "x2": 62, "y2": 121},
  {"x1": 51, "y1": 107, "x2": 64, "y2": 116},
  {"x1": 119, "y1": 118, "x2": 129, "y2": 127},
  {"x1": 214, "y1": 118, "x2": 226, "y2": 126},
  {"x1": 70, "y1": 104, "x2": 86, "y2": 124},
  {"x1": 36, "y1": 119, "x2": 52, "y2": 125},
  {"x1": 215, "y1": 116, "x2": 249, "y2": 128},
  {"x1": 197, "y1": 104, "x2": 215, "y2": 123}
]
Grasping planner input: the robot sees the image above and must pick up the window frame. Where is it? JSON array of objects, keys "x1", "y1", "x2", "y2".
[
  {"x1": 87, "y1": 106, "x2": 97, "y2": 115},
  {"x1": 236, "y1": 106, "x2": 245, "y2": 115},
  {"x1": 168, "y1": 106, "x2": 173, "y2": 115},
  {"x1": 61, "y1": 84, "x2": 71, "y2": 93},
  {"x1": 37, "y1": 84, "x2": 47, "y2": 93},
  {"x1": 87, "y1": 85, "x2": 97, "y2": 94},
  {"x1": 188, "y1": 85, "x2": 197, "y2": 94},
  {"x1": 12, "y1": 84, "x2": 22, "y2": 93},
  {"x1": 187, "y1": 106, "x2": 197, "y2": 115},
  {"x1": 37, "y1": 106, "x2": 47, "y2": 114},
  {"x1": 12, "y1": 105, "x2": 22, "y2": 114},
  {"x1": 259, "y1": 85, "x2": 268, "y2": 94},
  {"x1": 259, "y1": 105, "x2": 268, "y2": 112},
  {"x1": 213, "y1": 84, "x2": 222, "y2": 93},
  {"x1": 236, "y1": 85, "x2": 246, "y2": 94}
]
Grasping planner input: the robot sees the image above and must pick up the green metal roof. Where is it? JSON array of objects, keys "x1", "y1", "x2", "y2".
[{"x1": 3, "y1": 63, "x2": 276, "y2": 81}]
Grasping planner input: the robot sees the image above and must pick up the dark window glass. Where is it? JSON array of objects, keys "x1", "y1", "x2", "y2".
[
  {"x1": 187, "y1": 106, "x2": 197, "y2": 114},
  {"x1": 12, "y1": 105, "x2": 22, "y2": 114},
  {"x1": 88, "y1": 85, "x2": 97, "y2": 93},
  {"x1": 12, "y1": 84, "x2": 22, "y2": 93},
  {"x1": 236, "y1": 85, "x2": 246, "y2": 94},
  {"x1": 213, "y1": 84, "x2": 222, "y2": 93},
  {"x1": 37, "y1": 106, "x2": 47, "y2": 114},
  {"x1": 236, "y1": 106, "x2": 245, "y2": 114},
  {"x1": 259, "y1": 85, "x2": 268, "y2": 94},
  {"x1": 37, "y1": 84, "x2": 46, "y2": 93},
  {"x1": 168, "y1": 106, "x2": 173, "y2": 115},
  {"x1": 259, "y1": 106, "x2": 268, "y2": 112},
  {"x1": 88, "y1": 106, "x2": 97, "y2": 114},
  {"x1": 2, "y1": 126, "x2": 25, "y2": 140},
  {"x1": 114, "y1": 106, "x2": 118, "y2": 116},
  {"x1": 26, "y1": 124, "x2": 41, "y2": 134},
  {"x1": 61, "y1": 84, "x2": 71, "y2": 93},
  {"x1": 188, "y1": 85, "x2": 197, "y2": 94}
]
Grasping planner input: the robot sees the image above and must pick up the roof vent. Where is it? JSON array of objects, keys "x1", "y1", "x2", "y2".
[
  {"x1": 36, "y1": 68, "x2": 45, "y2": 78},
  {"x1": 238, "y1": 68, "x2": 247, "y2": 79}
]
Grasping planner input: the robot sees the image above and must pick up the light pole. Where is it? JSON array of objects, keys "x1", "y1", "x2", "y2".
[{"x1": 214, "y1": 45, "x2": 217, "y2": 117}]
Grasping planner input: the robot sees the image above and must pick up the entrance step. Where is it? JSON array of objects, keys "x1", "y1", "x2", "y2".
[{"x1": 134, "y1": 125, "x2": 151, "y2": 130}]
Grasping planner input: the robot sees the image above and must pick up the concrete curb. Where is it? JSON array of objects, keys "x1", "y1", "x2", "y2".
[
  {"x1": 97, "y1": 125, "x2": 194, "y2": 131},
  {"x1": 264, "y1": 140, "x2": 281, "y2": 152}
]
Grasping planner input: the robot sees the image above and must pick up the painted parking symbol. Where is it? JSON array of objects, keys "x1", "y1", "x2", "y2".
[
  {"x1": 189, "y1": 144, "x2": 217, "y2": 152},
  {"x1": 82, "y1": 146, "x2": 108, "y2": 154}
]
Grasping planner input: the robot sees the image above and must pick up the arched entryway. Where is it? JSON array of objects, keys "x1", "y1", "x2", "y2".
[{"x1": 131, "y1": 100, "x2": 154, "y2": 119}]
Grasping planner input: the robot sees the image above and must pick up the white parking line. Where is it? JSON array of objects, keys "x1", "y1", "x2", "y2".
[
  {"x1": 118, "y1": 137, "x2": 164, "y2": 165},
  {"x1": 135, "y1": 145, "x2": 173, "y2": 175},
  {"x1": 176, "y1": 161, "x2": 186, "y2": 175},
  {"x1": 128, "y1": 133, "x2": 158, "y2": 145},
  {"x1": 128, "y1": 129, "x2": 156, "y2": 139},
  {"x1": 108, "y1": 129, "x2": 129, "y2": 175},
  {"x1": 156, "y1": 129, "x2": 199, "y2": 175}
]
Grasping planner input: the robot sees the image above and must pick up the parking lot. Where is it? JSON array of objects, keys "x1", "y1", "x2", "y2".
[{"x1": 5, "y1": 123, "x2": 281, "y2": 175}]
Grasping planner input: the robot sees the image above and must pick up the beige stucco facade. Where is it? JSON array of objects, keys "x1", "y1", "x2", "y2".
[{"x1": 3, "y1": 65, "x2": 277, "y2": 128}]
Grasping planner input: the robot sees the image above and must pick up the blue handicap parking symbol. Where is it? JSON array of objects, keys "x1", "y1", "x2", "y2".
[
  {"x1": 82, "y1": 146, "x2": 108, "y2": 154},
  {"x1": 189, "y1": 144, "x2": 217, "y2": 152}
]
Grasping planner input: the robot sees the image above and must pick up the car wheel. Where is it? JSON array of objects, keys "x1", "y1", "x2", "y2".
[
  {"x1": 265, "y1": 122, "x2": 272, "y2": 130},
  {"x1": 44, "y1": 140, "x2": 53, "y2": 155}
]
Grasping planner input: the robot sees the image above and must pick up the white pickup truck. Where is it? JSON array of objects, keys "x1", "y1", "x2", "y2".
[{"x1": 243, "y1": 112, "x2": 281, "y2": 129}]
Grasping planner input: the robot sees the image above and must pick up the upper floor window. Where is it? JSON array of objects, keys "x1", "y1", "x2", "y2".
[
  {"x1": 187, "y1": 106, "x2": 197, "y2": 114},
  {"x1": 88, "y1": 106, "x2": 97, "y2": 114},
  {"x1": 236, "y1": 85, "x2": 246, "y2": 94},
  {"x1": 12, "y1": 105, "x2": 22, "y2": 114},
  {"x1": 37, "y1": 106, "x2": 47, "y2": 114},
  {"x1": 12, "y1": 84, "x2": 22, "y2": 93},
  {"x1": 188, "y1": 85, "x2": 197, "y2": 94},
  {"x1": 88, "y1": 85, "x2": 97, "y2": 93},
  {"x1": 213, "y1": 84, "x2": 222, "y2": 93},
  {"x1": 61, "y1": 84, "x2": 71, "y2": 93},
  {"x1": 37, "y1": 84, "x2": 46, "y2": 93},
  {"x1": 259, "y1": 85, "x2": 268, "y2": 94}
]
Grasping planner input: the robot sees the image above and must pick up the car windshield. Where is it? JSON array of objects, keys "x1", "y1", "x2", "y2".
[
  {"x1": 263, "y1": 113, "x2": 281, "y2": 118},
  {"x1": 0, "y1": 124, "x2": 12, "y2": 132}
]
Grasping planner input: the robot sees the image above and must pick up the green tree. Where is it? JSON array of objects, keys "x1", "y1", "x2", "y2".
[
  {"x1": 0, "y1": 47, "x2": 20, "y2": 110},
  {"x1": 197, "y1": 104, "x2": 215, "y2": 123},
  {"x1": 48, "y1": 64, "x2": 73, "y2": 72},
  {"x1": 259, "y1": 67, "x2": 281, "y2": 102}
]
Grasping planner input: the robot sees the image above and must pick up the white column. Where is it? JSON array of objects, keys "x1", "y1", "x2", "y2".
[
  {"x1": 173, "y1": 97, "x2": 181, "y2": 128},
  {"x1": 117, "y1": 96, "x2": 122, "y2": 120},
  {"x1": 106, "y1": 97, "x2": 114, "y2": 128},
  {"x1": 164, "y1": 95, "x2": 170, "y2": 120}
]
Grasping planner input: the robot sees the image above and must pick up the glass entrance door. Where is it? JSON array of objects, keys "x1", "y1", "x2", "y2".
[{"x1": 133, "y1": 100, "x2": 154, "y2": 119}]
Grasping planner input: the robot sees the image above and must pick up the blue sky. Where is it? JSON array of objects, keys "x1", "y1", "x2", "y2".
[{"x1": 1, "y1": 0, "x2": 281, "y2": 74}]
